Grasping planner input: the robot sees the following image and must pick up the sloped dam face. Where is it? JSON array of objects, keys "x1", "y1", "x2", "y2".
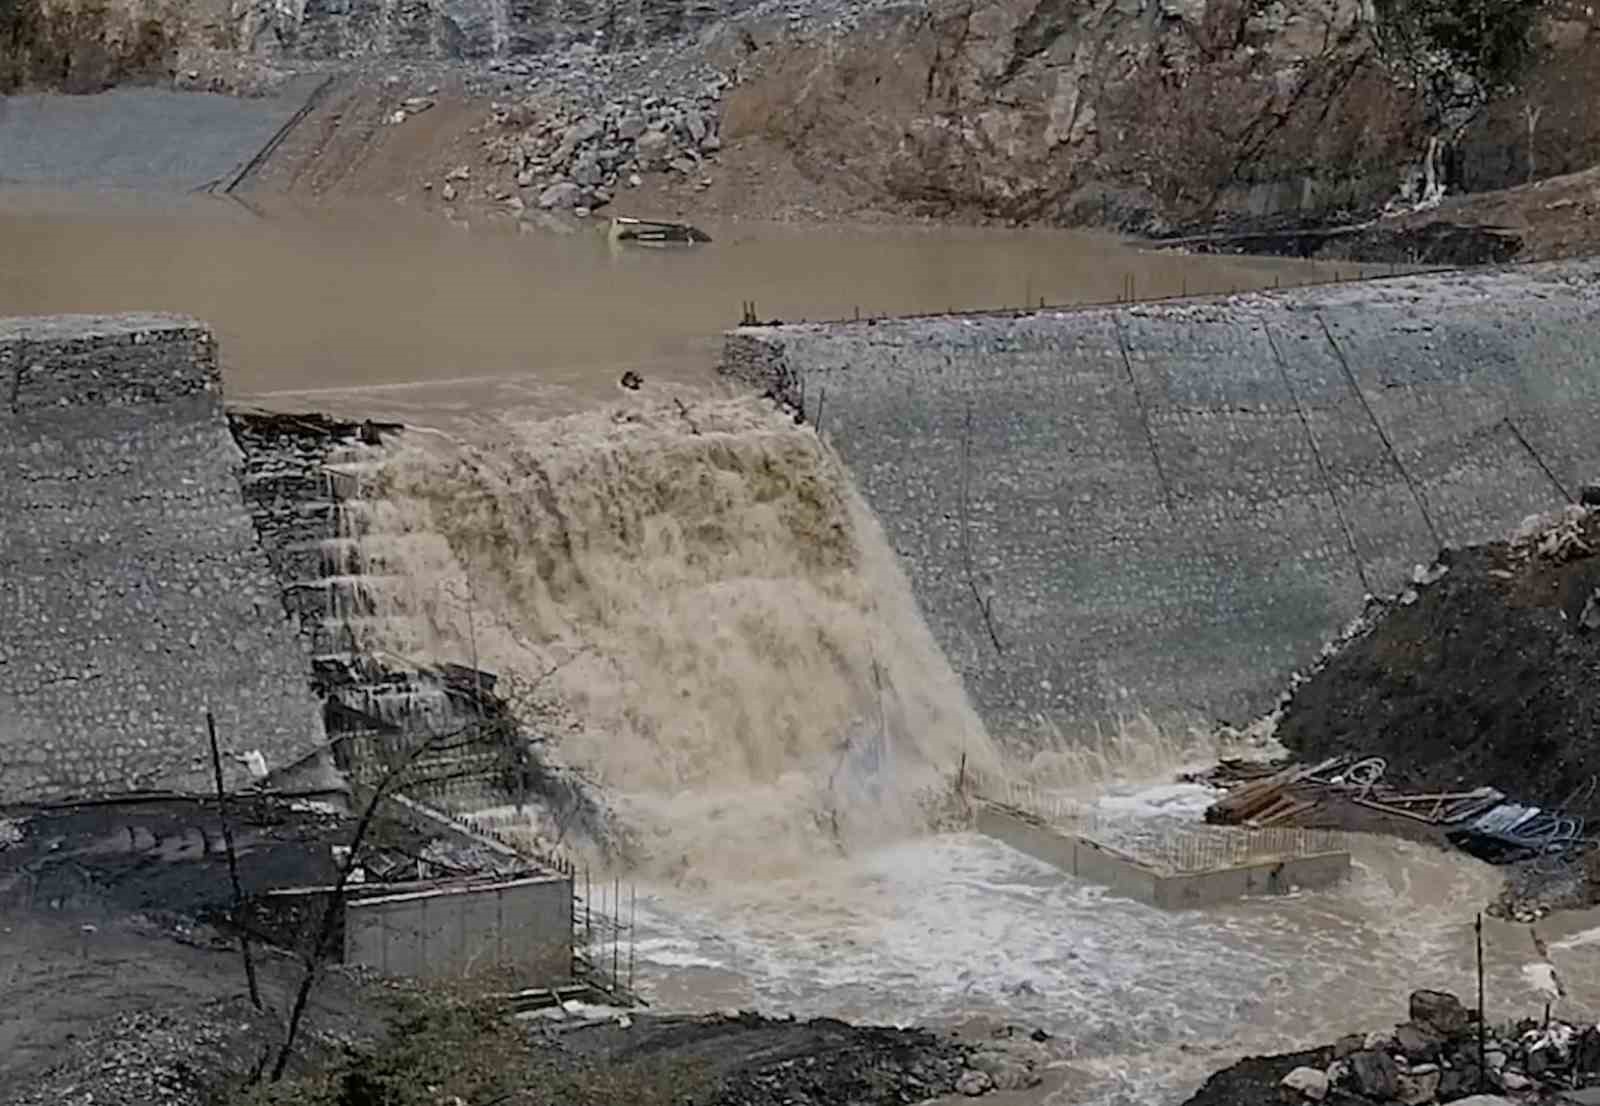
[{"x1": 725, "y1": 259, "x2": 1600, "y2": 746}]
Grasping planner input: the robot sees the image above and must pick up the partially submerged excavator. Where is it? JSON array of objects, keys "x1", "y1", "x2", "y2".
[{"x1": 606, "y1": 216, "x2": 712, "y2": 246}]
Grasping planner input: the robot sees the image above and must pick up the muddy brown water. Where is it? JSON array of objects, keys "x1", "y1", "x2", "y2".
[
  {"x1": 2, "y1": 188, "x2": 1521, "y2": 1106},
  {"x1": 0, "y1": 188, "x2": 1388, "y2": 428}
]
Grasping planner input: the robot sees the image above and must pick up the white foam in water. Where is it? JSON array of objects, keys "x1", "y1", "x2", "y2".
[
  {"x1": 631, "y1": 828, "x2": 1523, "y2": 1104},
  {"x1": 344, "y1": 405, "x2": 1556, "y2": 1103},
  {"x1": 1093, "y1": 781, "x2": 1221, "y2": 821}
]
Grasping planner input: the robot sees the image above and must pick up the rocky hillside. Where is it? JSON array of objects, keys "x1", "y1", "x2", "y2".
[
  {"x1": 721, "y1": 0, "x2": 1600, "y2": 233},
  {"x1": 13, "y1": 0, "x2": 1600, "y2": 237}
]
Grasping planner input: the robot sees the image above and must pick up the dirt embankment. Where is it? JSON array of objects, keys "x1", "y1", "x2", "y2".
[{"x1": 1277, "y1": 507, "x2": 1600, "y2": 823}]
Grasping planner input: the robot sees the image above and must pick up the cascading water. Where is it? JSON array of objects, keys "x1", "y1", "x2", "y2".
[
  {"x1": 313, "y1": 393, "x2": 1572, "y2": 1106},
  {"x1": 339, "y1": 395, "x2": 1000, "y2": 879}
]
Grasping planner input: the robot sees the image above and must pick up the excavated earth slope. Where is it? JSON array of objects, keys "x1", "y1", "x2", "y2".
[{"x1": 1279, "y1": 507, "x2": 1600, "y2": 822}]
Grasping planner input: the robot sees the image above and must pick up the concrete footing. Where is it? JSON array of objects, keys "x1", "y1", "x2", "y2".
[{"x1": 976, "y1": 804, "x2": 1351, "y2": 909}]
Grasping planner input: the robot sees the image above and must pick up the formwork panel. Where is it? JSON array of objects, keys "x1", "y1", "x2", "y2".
[{"x1": 975, "y1": 804, "x2": 1351, "y2": 910}]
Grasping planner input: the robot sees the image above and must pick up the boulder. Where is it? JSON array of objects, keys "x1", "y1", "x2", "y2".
[
  {"x1": 571, "y1": 154, "x2": 603, "y2": 187},
  {"x1": 1438, "y1": 1061, "x2": 1481, "y2": 1101},
  {"x1": 1333, "y1": 1034, "x2": 1366, "y2": 1060},
  {"x1": 1394, "y1": 1022, "x2": 1445, "y2": 1062},
  {"x1": 636, "y1": 129, "x2": 673, "y2": 168},
  {"x1": 1410, "y1": 990, "x2": 1470, "y2": 1037},
  {"x1": 1395, "y1": 1066, "x2": 1441, "y2": 1105},
  {"x1": 1576, "y1": 1026, "x2": 1600, "y2": 1074},
  {"x1": 1280, "y1": 1066, "x2": 1328, "y2": 1101},
  {"x1": 683, "y1": 108, "x2": 708, "y2": 143},
  {"x1": 956, "y1": 1069, "x2": 992, "y2": 1096},
  {"x1": 1349, "y1": 1050, "x2": 1399, "y2": 1099},
  {"x1": 618, "y1": 113, "x2": 647, "y2": 140},
  {"x1": 538, "y1": 181, "x2": 581, "y2": 209},
  {"x1": 1499, "y1": 1070, "x2": 1532, "y2": 1091}
]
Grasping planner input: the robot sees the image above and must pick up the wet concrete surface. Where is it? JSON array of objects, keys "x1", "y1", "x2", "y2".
[{"x1": 0, "y1": 81, "x2": 326, "y2": 192}]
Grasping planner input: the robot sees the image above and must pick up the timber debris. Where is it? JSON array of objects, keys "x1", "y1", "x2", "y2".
[{"x1": 1203, "y1": 756, "x2": 1589, "y2": 866}]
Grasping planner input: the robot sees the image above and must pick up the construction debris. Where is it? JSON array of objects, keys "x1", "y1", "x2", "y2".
[
  {"x1": 1203, "y1": 756, "x2": 1589, "y2": 867},
  {"x1": 1183, "y1": 988, "x2": 1600, "y2": 1106}
]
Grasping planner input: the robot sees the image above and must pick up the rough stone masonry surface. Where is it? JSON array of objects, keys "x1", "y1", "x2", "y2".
[
  {"x1": 0, "y1": 314, "x2": 324, "y2": 802},
  {"x1": 721, "y1": 260, "x2": 1600, "y2": 746}
]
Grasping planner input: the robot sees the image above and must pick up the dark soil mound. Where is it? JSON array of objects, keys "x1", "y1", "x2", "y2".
[
  {"x1": 1180, "y1": 1047, "x2": 1331, "y2": 1106},
  {"x1": 1278, "y1": 508, "x2": 1600, "y2": 822},
  {"x1": 558, "y1": 1012, "x2": 973, "y2": 1105}
]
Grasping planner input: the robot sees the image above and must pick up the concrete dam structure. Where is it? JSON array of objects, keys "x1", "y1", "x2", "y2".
[
  {"x1": 0, "y1": 315, "x2": 324, "y2": 801},
  {"x1": 723, "y1": 259, "x2": 1600, "y2": 745}
]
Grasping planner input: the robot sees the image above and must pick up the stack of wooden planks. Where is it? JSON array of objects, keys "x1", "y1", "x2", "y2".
[{"x1": 1205, "y1": 757, "x2": 1344, "y2": 827}]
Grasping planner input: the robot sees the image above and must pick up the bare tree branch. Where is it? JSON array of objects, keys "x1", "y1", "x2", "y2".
[{"x1": 206, "y1": 710, "x2": 262, "y2": 1012}]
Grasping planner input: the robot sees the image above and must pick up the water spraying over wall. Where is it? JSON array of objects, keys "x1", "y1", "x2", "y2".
[{"x1": 335, "y1": 397, "x2": 998, "y2": 881}]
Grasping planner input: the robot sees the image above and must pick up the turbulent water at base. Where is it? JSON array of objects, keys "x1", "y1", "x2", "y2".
[
  {"x1": 331, "y1": 397, "x2": 1571, "y2": 1105},
  {"x1": 326, "y1": 396, "x2": 1587, "y2": 1104},
  {"x1": 346, "y1": 395, "x2": 1000, "y2": 880}
]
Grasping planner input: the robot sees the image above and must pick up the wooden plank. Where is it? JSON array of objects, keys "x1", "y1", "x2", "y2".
[
  {"x1": 1244, "y1": 796, "x2": 1297, "y2": 826},
  {"x1": 1257, "y1": 799, "x2": 1317, "y2": 827}
]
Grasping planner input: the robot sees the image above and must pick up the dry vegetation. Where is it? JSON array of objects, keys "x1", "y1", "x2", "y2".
[{"x1": 230, "y1": 992, "x2": 712, "y2": 1106}]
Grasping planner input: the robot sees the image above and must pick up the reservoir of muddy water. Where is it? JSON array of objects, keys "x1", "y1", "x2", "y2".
[{"x1": 2, "y1": 189, "x2": 1382, "y2": 429}]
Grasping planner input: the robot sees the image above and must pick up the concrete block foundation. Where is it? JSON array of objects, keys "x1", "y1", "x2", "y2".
[
  {"x1": 343, "y1": 873, "x2": 573, "y2": 986},
  {"x1": 976, "y1": 804, "x2": 1351, "y2": 909}
]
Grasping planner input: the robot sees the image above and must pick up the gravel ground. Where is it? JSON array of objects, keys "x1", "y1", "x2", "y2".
[{"x1": 0, "y1": 77, "x2": 325, "y2": 192}]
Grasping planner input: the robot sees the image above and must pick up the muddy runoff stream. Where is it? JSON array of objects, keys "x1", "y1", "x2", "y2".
[{"x1": 1, "y1": 190, "x2": 1541, "y2": 1103}]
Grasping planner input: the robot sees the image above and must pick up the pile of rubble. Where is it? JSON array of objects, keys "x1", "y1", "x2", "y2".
[
  {"x1": 480, "y1": 81, "x2": 729, "y2": 213},
  {"x1": 1274, "y1": 990, "x2": 1600, "y2": 1105},
  {"x1": 7, "y1": 1000, "x2": 285, "y2": 1106},
  {"x1": 1190, "y1": 988, "x2": 1600, "y2": 1105}
]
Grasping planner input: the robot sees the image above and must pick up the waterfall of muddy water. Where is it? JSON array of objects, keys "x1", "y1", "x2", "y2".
[{"x1": 343, "y1": 395, "x2": 1001, "y2": 881}]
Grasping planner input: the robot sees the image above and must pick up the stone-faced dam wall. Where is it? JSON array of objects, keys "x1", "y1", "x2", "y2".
[
  {"x1": 0, "y1": 315, "x2": 324, "y2": 801},
  {"x1": 722, "y1": 260, "x2": 1600, "y2": 746}
]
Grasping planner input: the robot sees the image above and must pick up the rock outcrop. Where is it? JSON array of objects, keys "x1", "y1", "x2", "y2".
[
  {"x1": 723, "y1": 0, "x2": 1422, "y2": 231},
  {"x1": 722, "y1": 0, "x2": 1600, "y2": 232}
]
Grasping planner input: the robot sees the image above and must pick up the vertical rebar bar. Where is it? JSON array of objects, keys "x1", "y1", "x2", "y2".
[{"x1": 1476, "y1": 912, "x2": 1487, "y2": 1092}]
